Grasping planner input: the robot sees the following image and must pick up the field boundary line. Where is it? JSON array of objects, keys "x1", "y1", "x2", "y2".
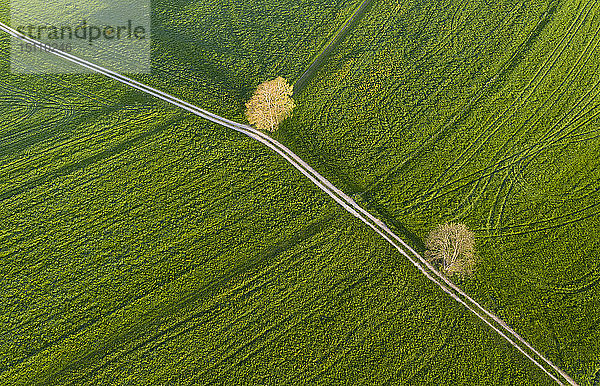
[{"x1": 0, "y1": 22, "x2": 577, "y2": 386}]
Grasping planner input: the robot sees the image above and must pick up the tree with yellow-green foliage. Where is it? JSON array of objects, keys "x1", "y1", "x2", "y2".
[{"x1": 245, "y1": 77, "x2": 295, "y2": 132}]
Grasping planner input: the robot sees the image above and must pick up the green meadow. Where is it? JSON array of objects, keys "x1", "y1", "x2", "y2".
[
  {"x1": 1, "y1": 0, "x2": 599, "y2": 384},
  {"x1": 280, "y1": 0, "x2": 600, "y2": 382}
]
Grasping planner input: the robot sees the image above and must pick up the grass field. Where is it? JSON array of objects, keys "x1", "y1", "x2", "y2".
[
  {"x1": 278, "y1": 0, "x2": 600, "y2": 382},
  {"x1": 0, "y1": 41, "x2": 554, "y2": 384},
  {"x1": 1, "y1": 0, "x2": 364, "y2": 115},
  {"x1": 1, "y1": 0, "x2": 599, "y2": 383}
]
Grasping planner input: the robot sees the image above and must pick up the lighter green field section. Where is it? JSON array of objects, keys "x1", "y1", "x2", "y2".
[
  {"x1": 0, "y1": 34, "x2": 552, "y2": 384},
  {"x1": 279, "y1": 0, "x2": 600, "y2": 383}
]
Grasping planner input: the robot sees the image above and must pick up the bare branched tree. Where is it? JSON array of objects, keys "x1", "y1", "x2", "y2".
[
  {"x1": 245, "y1": 77, "x2": 295, "y2": 132},
  {"x1": 425, "y1": 222, "x2": 477, "y2": 277}
]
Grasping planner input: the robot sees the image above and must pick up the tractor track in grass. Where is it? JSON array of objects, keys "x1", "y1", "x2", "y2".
[
  {"x1": 397, "y1": 0, "x2": 600, "y2": 224},
  {"x1": 292, "y1": 0, "x2": 374, "y2": 94},
  {"x1": 0, "y1": 22, "x2": 577, "y2": 385},
  {"x1": 410, "y1": 0, "x2": 596, "y2": 211}
]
